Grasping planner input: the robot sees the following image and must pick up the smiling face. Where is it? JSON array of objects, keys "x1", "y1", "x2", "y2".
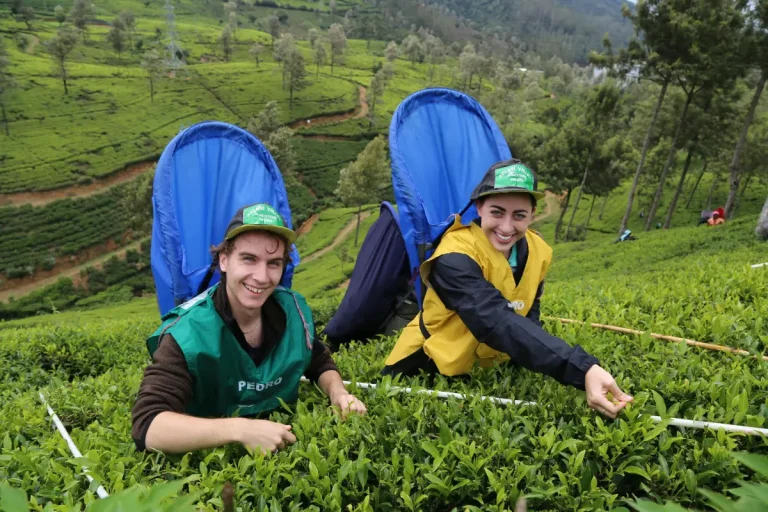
[
  {"x1": 218, "y1": 231, "x2": 287, "y2": 315},
  {"x1": 476, "y1": 193, "x2": 536, "y2": 259}
]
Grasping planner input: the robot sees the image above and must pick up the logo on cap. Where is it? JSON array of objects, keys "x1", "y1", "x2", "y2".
[
  {"x1": 494, "y1": 164, "x2": 535, "y2": 191},
  {"x1": 243, "y1": 204, "x2": 285, "y2": 227}
]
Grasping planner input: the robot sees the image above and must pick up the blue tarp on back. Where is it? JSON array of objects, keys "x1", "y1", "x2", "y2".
[
  {"x1": 323, "y1": 202, "x2": 411, "y2": 345},
  {"x1": 389, "y1": 88, "x2": 512, "y2": 305},
  {"x1": 151, "y1": 121, "x2": 299, "y2": 316}
]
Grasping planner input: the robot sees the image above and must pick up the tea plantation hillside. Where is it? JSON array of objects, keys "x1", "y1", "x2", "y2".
[{"x1": 1, "y1": 209, "x2": 767, "y2": 510}]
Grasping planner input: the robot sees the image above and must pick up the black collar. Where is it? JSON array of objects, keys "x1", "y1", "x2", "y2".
[{"x1": 213, "y1": 280, "x2": 287, "y2": 366}]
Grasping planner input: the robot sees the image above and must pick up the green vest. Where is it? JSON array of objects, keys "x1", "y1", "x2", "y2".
[{"x1": 147, "y1": 284, "x2": 314, "y2": 418}]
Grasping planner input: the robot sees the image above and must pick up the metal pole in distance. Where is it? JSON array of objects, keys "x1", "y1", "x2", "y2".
[
  {"x1": 39, "y1": 392, "x2": 110, "y2": 499},
  {"x1": 307, "y1": 378, "x2": 768, "y2": 437}
]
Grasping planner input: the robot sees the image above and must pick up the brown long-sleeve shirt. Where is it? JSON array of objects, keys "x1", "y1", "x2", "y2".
[{"x1": 131, "y1": 284, "x2": 338, "y2": 450}]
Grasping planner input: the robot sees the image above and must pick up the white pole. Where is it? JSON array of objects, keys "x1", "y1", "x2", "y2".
[
  {"x1": 39, "y1": 393, "x2": 110, "y2": 499},
  {"x1": 752, "y1": 262, "x2": 767, "y2": 269},
  {"x1": 309, "y1": 378, "x2": 768, "y2": 437}
]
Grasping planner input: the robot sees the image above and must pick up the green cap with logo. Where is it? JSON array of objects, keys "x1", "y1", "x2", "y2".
[
  {"x1": 224, "y1": 203, "x2": 298, "y2": 244},
  {"x1": 470, "y1": 159, "x2": 546, "y2": 202}
]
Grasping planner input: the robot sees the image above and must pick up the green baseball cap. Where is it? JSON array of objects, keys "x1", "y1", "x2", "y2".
[
  {"x1": 470, "y1": 159, "x2": 546, "y2": 202},
  {"x1": 224, "y1": 203, "x2": 297, "y2": 244}
]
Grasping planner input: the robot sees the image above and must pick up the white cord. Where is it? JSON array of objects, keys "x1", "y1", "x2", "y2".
[
  {"x1": 304, "y1": 377, "x2": 768, "y2": 437},
  {"x1": 38, "y1": 392, "x2": 110, "y2": 499}
]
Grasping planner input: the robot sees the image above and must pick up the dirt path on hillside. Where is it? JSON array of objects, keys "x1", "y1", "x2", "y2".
[
  {"x1": 302, "y1": 211, "x2": 373, "y2": 264},
  {"x1": 26, "y1": 34, "x2": 40, "y2": 54},
  {"x1": 532, "y1": 191, "x2": 559, "y2": 224},
  {"x1": 288, "y1": 86, "x2": 368, "y2": 131},
  {"x1": 297, "y1": 213, "x2": 319, "y2": 235},
  {"x1": 0, "y1": 160, "x2": 156, "y2": 207},
  {"x1": 0, "y1": 237, "x2": 145, "y2": 303}
]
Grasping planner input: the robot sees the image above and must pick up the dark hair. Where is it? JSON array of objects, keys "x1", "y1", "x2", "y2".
[
  {"x1": 476, "y1": 193, "x2": 537, "y2": 210},
  {"x1": 210, "y1": 230, "x2": 291, "y2": 271}
]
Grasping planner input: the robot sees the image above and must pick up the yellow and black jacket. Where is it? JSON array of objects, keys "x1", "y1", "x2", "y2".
[{"x1": 382, "y1": 216, "x2": 598, "y2": 389}]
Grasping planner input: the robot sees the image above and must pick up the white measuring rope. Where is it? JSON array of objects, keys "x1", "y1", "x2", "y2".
[
  {"x1": 306, "y1": 378, "x2": 768, "y2": 437},
  {"x1": 38, "y1": 392, "x2": 110, "y2": 499},
  {"x1": 752, "y1": 262, "x2": 767, "y2": 269}
]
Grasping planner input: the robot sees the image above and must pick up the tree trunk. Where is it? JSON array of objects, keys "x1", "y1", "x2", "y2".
[
  {"x1": 725, "y1": 70, "x2": 766, "y2": 219},
  {"x1": 331, "y1": 56, "x2": 334, "y2": 75},
  {"x1": 731, "y1": 173, "x2": 753, "y2": 219},
  {"x1": 585, "y1": 195, "x2": 597, "y2": 233},
  {"x1": 566, "y1": 157, "x2": 590, "y2": 240},
  {"x1": 663, "y1": 148, "x2": 695, "y2": 229},
  {"x1": 554, "y1": 188, "x2": 572, "y2": 244},
  {"x1": 289, "y1": 85, "x2": 294, "y2": 111},
  {"x1": 707, "y1": 169, "x2": 719, "y2": 210},
  {"x1": 599, "y1": 195, "x2": 608, "y2": 221},
  {"x1": 1, "y1": 103, "x2": 8, "y2": 136},
  {"x1": 619, "y1": 79, "x2": 668, "y2": 235},
  {"x1": 645, "y1": 91, "x2": 694, "y2": 231},
  {"x1": 316, "y1": 61, "x2": 319, "y2": 76},
  {"x1": 685, "y1": 158, "x2": 709, "y2": 209},
  {"x1": 756, "y1": 196, "x2": 768, "y2": 240},
  {"x1": 149, "y1": 77, "x2": 154, "y2": 103},
  {"x1": 354, "y1": 204, "x2": 361, "y2": 246}
]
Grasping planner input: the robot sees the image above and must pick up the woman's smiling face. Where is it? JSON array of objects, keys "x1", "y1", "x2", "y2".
[{"x1": 476, "y1": 193, "x2": 536, "y2": 258}]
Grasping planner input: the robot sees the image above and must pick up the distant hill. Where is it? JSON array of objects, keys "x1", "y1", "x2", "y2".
[{"x1": 429, "y1": 0, "x2": 634, "y2": 64}]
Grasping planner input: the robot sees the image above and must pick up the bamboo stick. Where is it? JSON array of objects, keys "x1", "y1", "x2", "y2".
[
  {"x1": 752, "y1": 262, "x2": 767, "y2": 269},
  {"x1": 543, "y1": 316, "x2": 768, "y2": 361}
]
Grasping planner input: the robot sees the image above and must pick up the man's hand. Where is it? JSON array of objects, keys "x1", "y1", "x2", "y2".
[
  {"x1": 231, "y1": 418, "x2": 297, "y2": 454},
  {"x1": 330, "y1": 391, "x2": 368, "y2": 419},
  {"x1": 585, "y1": 365, "x2": 633, "y2": 419}
]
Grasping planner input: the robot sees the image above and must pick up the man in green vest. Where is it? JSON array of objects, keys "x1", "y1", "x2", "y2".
[{"x1": 131, "y1": 203, "x2": 367, "y2": 454}]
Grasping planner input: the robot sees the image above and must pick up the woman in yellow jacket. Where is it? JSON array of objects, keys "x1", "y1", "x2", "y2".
[{"x1": 382, "y1": 159, "x2": 633, "y2": 419}]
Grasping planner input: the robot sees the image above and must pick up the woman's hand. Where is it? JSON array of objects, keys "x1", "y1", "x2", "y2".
[
  {"x1": 330, "y1": 391, "x2": 368, "y2": 419},
  {"x1": 584, "y1": 365, "x2": 633, "y2": 419}
]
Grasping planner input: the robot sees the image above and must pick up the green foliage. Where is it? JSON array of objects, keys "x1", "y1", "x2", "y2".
[
  {"x1": 0, "y1": 183, "x2": 141, "y2": 278},
  {"x1": 0, "y1": 206, "x2": 767, "y2": 509}
]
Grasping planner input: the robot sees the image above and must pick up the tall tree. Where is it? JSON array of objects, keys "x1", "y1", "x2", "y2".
[
  {"x1": 117, "y1": 11, "x2": 136, "y2": 50},
  {"x1": 46, "y1": 27, "x2": 78, "y2": 95},
  {"x1": 224, "y1": 1, "x2": 237, "y2": 42},
  {"x1": 286, "y1": 48, "x2": 307, "y2": 111},
  {"x1": 247, "y1": 100, "x2": 282, "y2": 141},
  {"x1": 367, "y1": 69, "x2": 386, "y2": 128},
  {"x1": 16, "y1": 6, "x2": 36, "y2": 31},
  {"x1": 0, "y1": 37, "x2": 15, "y2": 136},
  {"x1": 757, "y1": 196, "x2": 768, "y2": 240},
  {"x1": 591, "y1": 5, "x2": 675, "y2": 236},
  {"x1": 402, "y1": 34, "x2": 424, "y2": 68},
  {"x1": 141, "y1": 49, "x2": 164, "y2": 103},
  {"x1": 220, "y1": 26, "x2": 233, "y2": 62},
  {"x1": 69, "y1": 0, "x2": 94, "y2": 42},
  {"x1": 384, "y1": 41, "x2": 399, "y2": 63},
  {"x1": 274, "y1": 33, "x2": 296, "y2": 89},
  {"x1": 336, "y1": 136, "x2": 390, "y2": 245},
  {"x1": 308, "y1": 28, "x2": 320, "y2": 49},
  {"x1": 54, "y1": 5, "x2": 66, "y2": 27},
  {"x1": 107, "y1": 19, "x2": 127, "y2": 60},
  {"x1": 725, "y1": 0, "x2": 768, "y2": 218},
  {"x1": 328, "y1": 24, "x2": 347, "y2": 74},
  {"x1": 643, "y1": 0, "x2": 745, "y2": 231},
  {"x1": 314, "y1": 40, "x2": 327, "y2": 76},
  {"x1": 264, "y1": 127, "x2": 296, "y2": 178},
  {"x1": 249, "y1": 42, "x2": 263, "y2": 67},
  {"x1": 267, "y1": 15, "x2": 280, "y2": 47}
]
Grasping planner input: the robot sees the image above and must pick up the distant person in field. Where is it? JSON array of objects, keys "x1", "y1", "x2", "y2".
[
  {"x1": 132, "y1": 203, "x2": 366, "y2": 455},
  {"x1": 708, "y1": 208, "x2": 726, "y2": 226},
  {"x1": 382, "y1": 160, "x2": 633, "y2": 419},
  {"x1": 698, "y1": 209, "x2": 713, "y2": 226}
]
